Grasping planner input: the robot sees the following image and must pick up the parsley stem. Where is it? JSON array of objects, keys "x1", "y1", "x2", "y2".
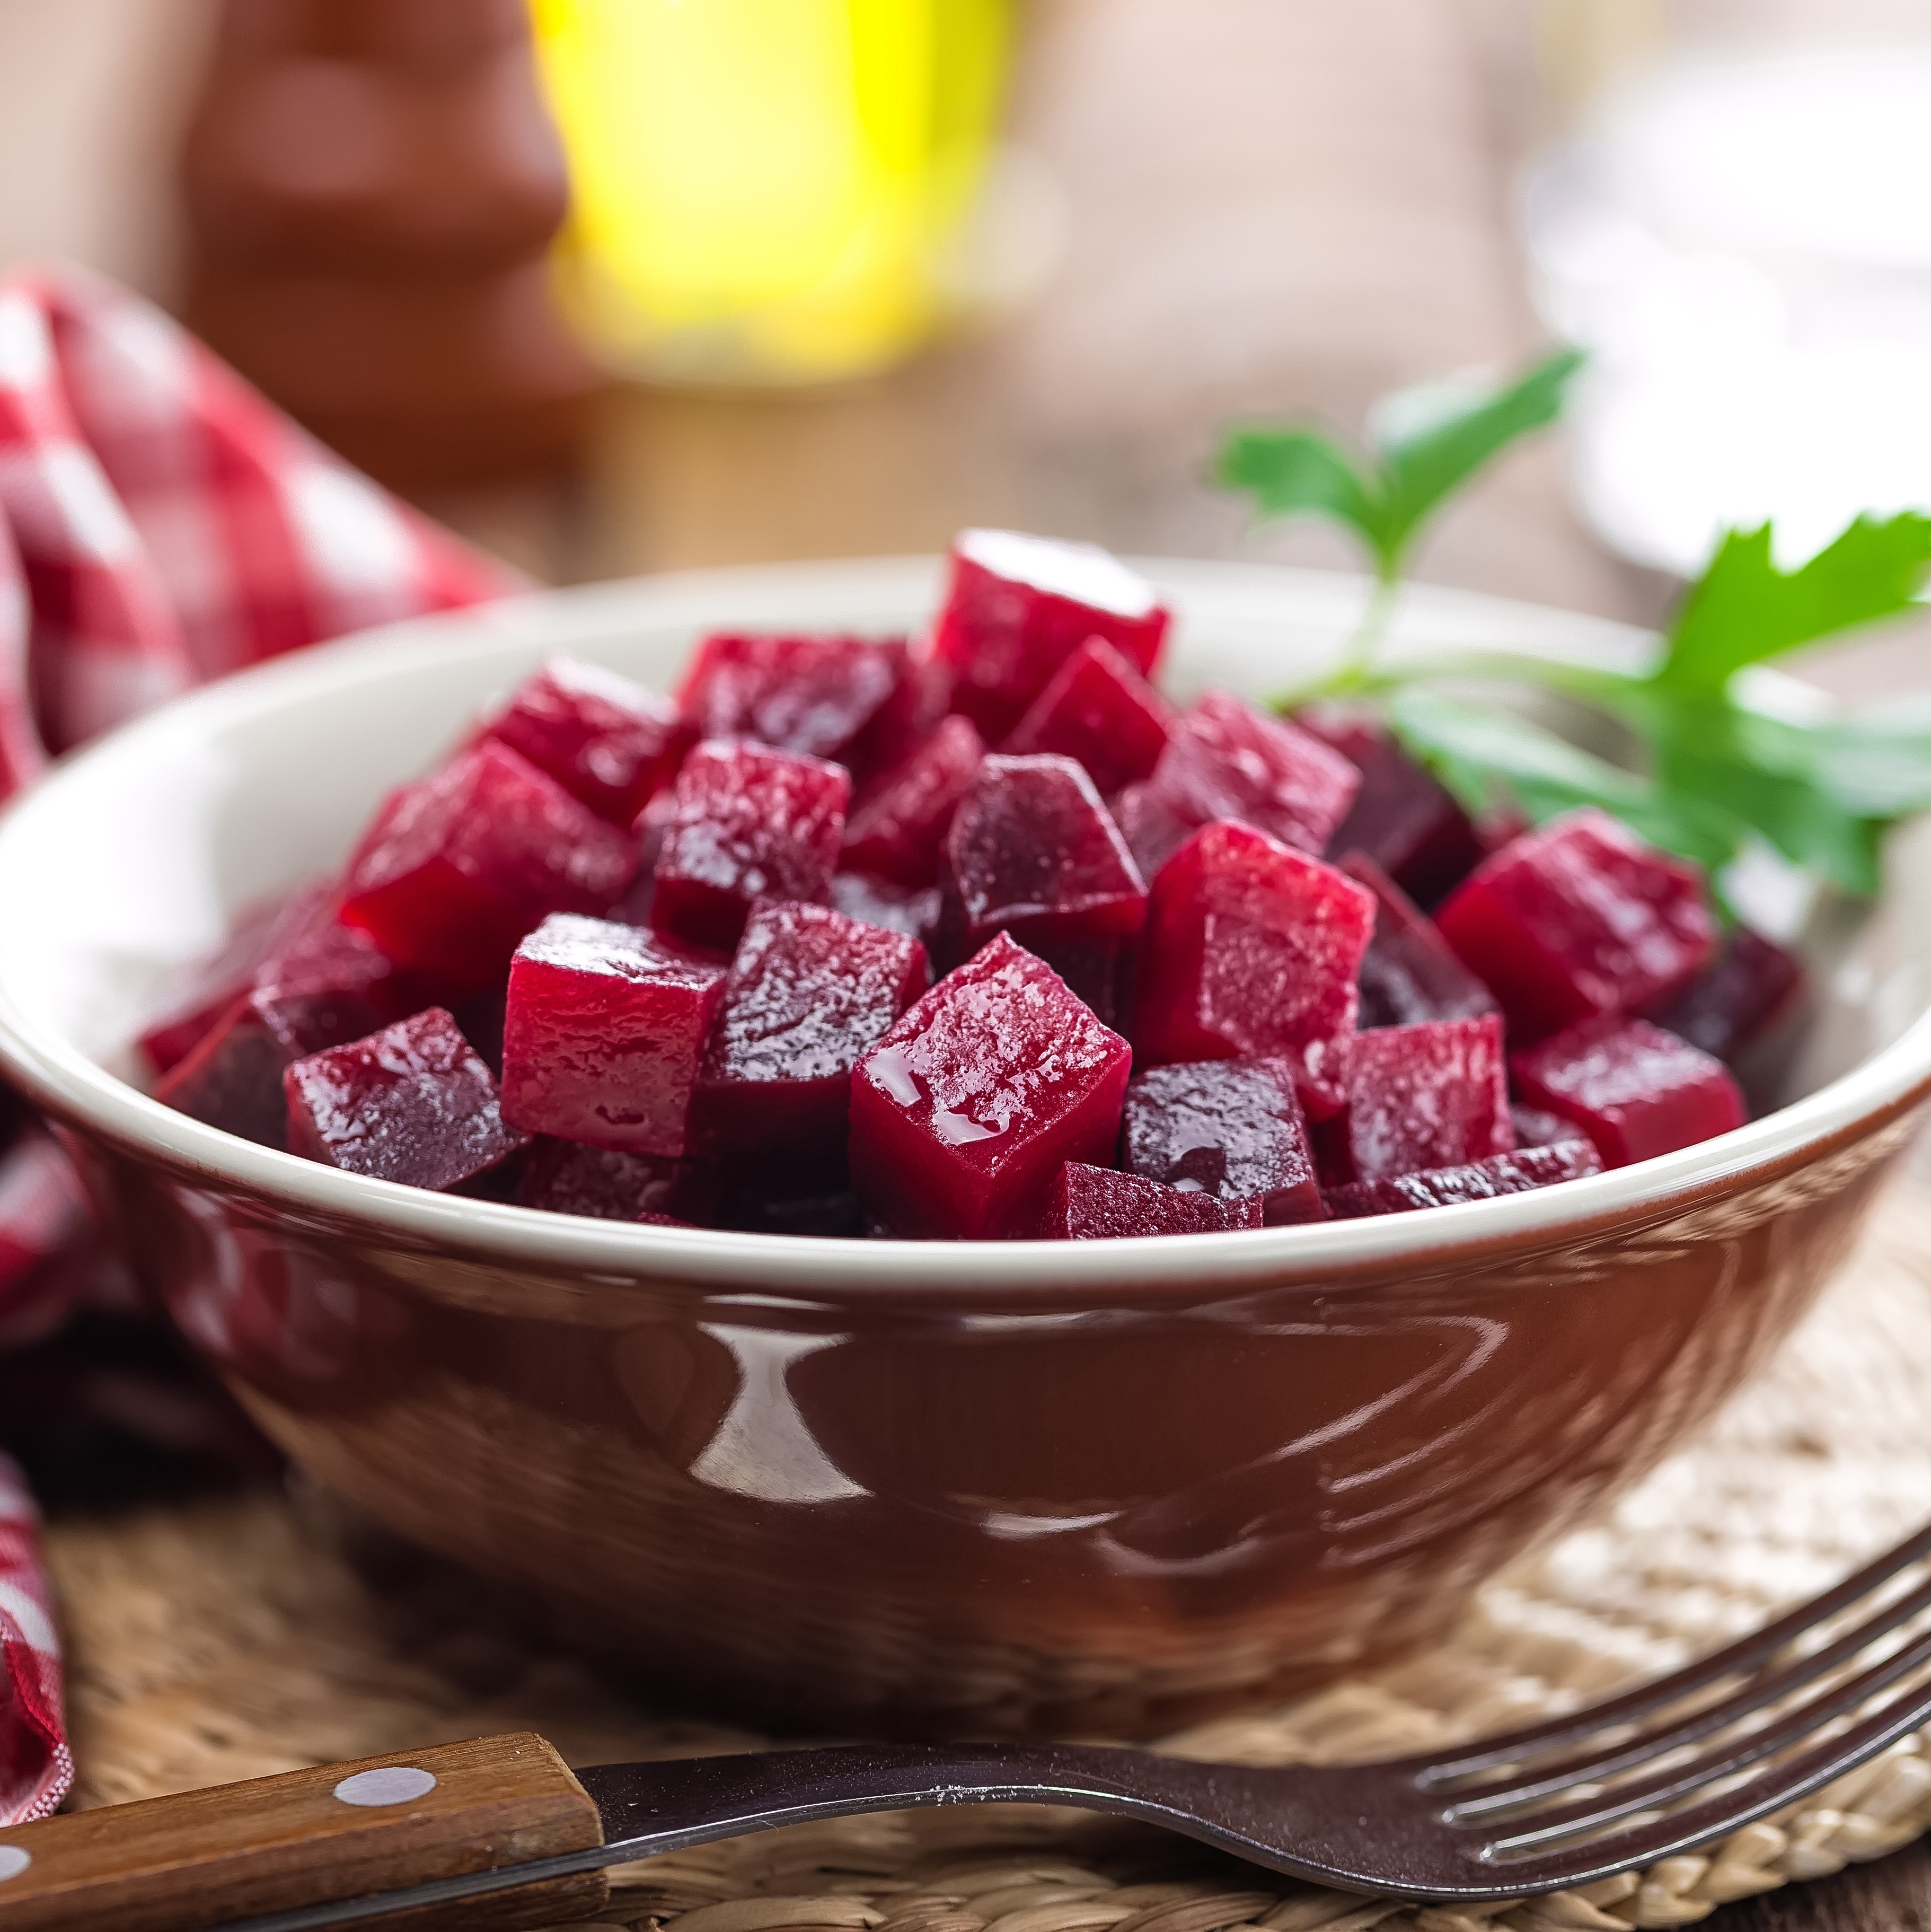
[
  {"x1": 1343, "y1": 566, "x2": 1401, "y2": 678},
  {"x1": 1271, "y1": 643, "x2": 1641, "y2": 718}
]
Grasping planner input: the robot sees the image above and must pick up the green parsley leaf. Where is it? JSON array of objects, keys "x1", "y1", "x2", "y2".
[
  {"x1": 1371, "y1": 347, "x2": 1585, "y2": 563},
  {"x1": 1213, "y1": 430, "x2": 1383, "y2": 559},
  {"x1": 1810, "y1": 695, "x2": 1931, "y2": 818},
  {"x1": 1657, "y1": 513, "x2": 1931, "y2": 697},
  {"x1": 1232, "y1": 346, "x2": 1931, "y2": 901},
  {"x1": 1384, "y1": 687, "x2": 1743, "y2": 873},
  {"x1": 1638, "y1": 695, "x2": 1884, "y2": 896},
  {"x1": 1214, "y1": 347, "x2": 1584, "y2": 583}
]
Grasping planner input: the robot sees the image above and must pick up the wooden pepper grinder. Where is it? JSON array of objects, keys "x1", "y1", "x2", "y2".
[{"x1": 179, "y1": 0, "x2": 603, "y2": 495}]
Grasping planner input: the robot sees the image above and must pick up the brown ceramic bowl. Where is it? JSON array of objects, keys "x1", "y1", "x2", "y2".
[{"x1": 1, "y1": 557, "x2": 1926, "y2": 1738}]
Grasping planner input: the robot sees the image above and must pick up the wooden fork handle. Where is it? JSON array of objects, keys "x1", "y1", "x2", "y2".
[{"x1": 0, "y1": 1732, "x2": 608, "y2": 1931}]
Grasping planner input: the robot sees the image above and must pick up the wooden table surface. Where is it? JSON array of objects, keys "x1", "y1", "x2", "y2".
[{"x1": 8, "y1": 2, "x2": 1931, "y2": 1925}]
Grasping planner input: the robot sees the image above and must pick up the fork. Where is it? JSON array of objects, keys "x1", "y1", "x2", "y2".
[{"x1": 14, "y1": 1520, "x2": 1931, "y2": 1932}]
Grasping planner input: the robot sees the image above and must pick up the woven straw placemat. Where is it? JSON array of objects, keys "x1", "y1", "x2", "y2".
[{"x1": 47, "y1": 1183, "x2": 1931, "y2": 1932}]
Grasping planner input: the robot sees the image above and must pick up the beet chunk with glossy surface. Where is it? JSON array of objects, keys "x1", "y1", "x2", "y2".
[
  {"x1": 154, "y1": 884, "x2": 417, "y2": 1146},
  {"x1": 284, "y1": 1007, "x2": 530, "y2": 1190},
  {"x1": 1134, "y1": 821, "x2": 1374, "y2": 1121},
  {"x1": 1511, "y1": 1103, "x2": 1573, "y2": 1148},
  {"x1": 1119, "y1": 1058, "x2": 1320, "y2": 1224},
  {"x1": 512, "y1": 1136, "x2": 711, "y2": 1223},
  {"x1": 146, "y1": 872, "x2": 406, "y2": 1064},
  {"x1": 261, "y1": 880, "x2": 415, "y2": 1030},
  {"x1": 694, "y1": 901, "x2": 928, "y2": 1153},
  {"x1": 139, "y1": 896, "x2": 285, "y2": 1075},
  {"x1": 940, "y1": 753, "x2": 1145, "y2": 1012},
  {"x1": 675, "y1": 631, "x2": 902, "y2": 767},
  {"x1": 651, "y1": 739, "x2": 850, "y2": 953},
  {"x1": 1304, "y1": 712, "x2": 1482, "y2": 906},
  {"x1": 1147, "y1": 691, "x2": 1361, "y2": 858},
  {"x1": 157, "y1": 976, "x2": 398, "y2": 1149},
  {"x1": 1002, "y1": 637, "x2": 1174, "y2": 795},
  {"x1": 1435, "y1": 808, "x2": 1717, "y2": 1040},
  {"x1": 1653, "y1": 926, "x2": 1805, "y2": 1061},
  {"x1": 933, "y1": 529, "x2": 1170, "y2": 739},
  {"x1": 1110, "y1": 779, "x2": 1196, "y2": 885},
  {"x1": 499, "y1": 914, "x2": 727, "y2": 1156},
  {"x1": 850, "y1": 932, "x2": 1132, "y2": 1239},
  {"x1": 480, "y1": 656, "x2": 687, "y2": 826},
  {"x1": 1511, "y1": 1017, "x2": 1745, "y2": 1169},
  {"x1": 858, "y1": 653, "x2": 954, "y2": 783},
  {"x1": 340, "y1": 740, "x2": 638, "y2": 988},
  {"x1": 830, "y1": 871, "x2": 941, "y2": 946},
  {"x1": 1322, "y1": 1140, "x2": 1604, "y2": 1217},
  {"x1": 1346, "y1": 1014, "x2": 1513, "y2": 1182},
  {"x1": 841, "y1": 715, "x2": 983, "y2": 888},
  {"x1": 1343, "y1": 852, "x2": 1498, "y2": 1029},
  {"x1": 718, "y1": 1175, "x2": 872, "y2": 1237},
  {"x1": 1038, "y1": 1163, "x2": 1263, "y2": 1239},
  {"x1": 156, "y1": 996, "x2": 310, "y2": 1147}
]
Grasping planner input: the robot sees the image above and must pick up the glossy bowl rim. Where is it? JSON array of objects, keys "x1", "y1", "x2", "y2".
[{"x1": 0, "y1": 552, "x2": 1927, "y2": 1302}]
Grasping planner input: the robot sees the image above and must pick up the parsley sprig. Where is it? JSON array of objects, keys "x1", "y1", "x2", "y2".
[{"x1": 1215, "y1": 353, "x2": 1931, "y2": 897}]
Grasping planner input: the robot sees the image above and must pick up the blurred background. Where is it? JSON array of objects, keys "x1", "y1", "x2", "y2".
[{"x1": 8, "y1": 0, "x2": 1931, "y2": 699}]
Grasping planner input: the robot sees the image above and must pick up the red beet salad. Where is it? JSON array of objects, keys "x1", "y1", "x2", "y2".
[{"x1": 142, "y1": 530, "x2": 1805, "y2": 1241}]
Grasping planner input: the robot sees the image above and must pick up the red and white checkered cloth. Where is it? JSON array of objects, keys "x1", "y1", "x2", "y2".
[{"x1": 0, "y1": 265, "x2": 518, "y2": 1820}]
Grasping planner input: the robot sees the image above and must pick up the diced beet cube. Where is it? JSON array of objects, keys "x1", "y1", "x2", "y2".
[
  {"x1": 157, "y1": 985, "x2": 396, "y2": 1149},
  {"x1": 512, "y1": 1136, "x2": 711, "y2": 1223},
  {"x1": 1435, "y1": 808, "x2": 1717, "y2": 1040},
  {"x1": 1510, "y1": 1017, "x2": 1745, "y2": 1169},
  {"x1": 650, "y1": 739, "x2": 850, "y2": 953},
  {"x1": 255, "y1": 880, "x2": 414, "y2": 1034},
  {"x1": 153, "y1": 886, "x2": 418, "y2": 1147},
  {"x1": 1346, "y1": 1015, "x2": 1513, "y2": 1181},
  {"x1": 932, "y1": 529, "x2": 1171, "y2": 740},
  {"x1": 840, "y1": 715, "x2": 983, "y2": 888},
  {"x1": 498, "y1": 913, "x2": 726, "y2": 1156},
  {"x1": 939, "y1": 754, "x2": 1146, "y2": 1016},
  {"x1": 139, "y1": 896, "x2": 285, "y2": 1075},
  {"x1": 1652, "y1": 926, "x2": 1805, "y2": 1061},
  {"x1": 693, "y1": 901, "x2": 928, "y2": 1154},
  {"x1": 1511, "y1": 1103, "x2": 1573, "y2": 1148},
  {"x1": 1110, "y1": 780, "x2": 1196, "y2": 885},
  {"x1": 850, "y1": 932, "x2": 1131, "y2": 1239},
  {"x1": 448, "y1": 979, "x2": 509, "y2": 1077},
  {"x1": 1118, "y1": 1058, "x2": 1321, "y2": 1225},
  {"x1": 1134, "y1": 821, "x2": 1374, "y2": 1121},
  {"x1": 340, "y1": 740, "x2": 639, "y2": 989},
  {"x1": 284, "y1": 1007, "x2": 531, "y2": 1190},
  {"x1": 1146, "y1": 692, "x2": 1361, "y2": 858},
  {"x1": 1002, "y1": 637, "x2": 1174, "y2": 795},
  {"x1": 156, "y1": 996, "x2": 303, "y2": 1147},
  {"x1": 1303, "y1": 711, "x2": 1483, "y2": 906},
  {"x1": 1310, "y1": 1112, "x2": 1354, "y2": 1190},
  {"x1": 1343, "y1": 851, "x2": 1499, "y2": 1030},
  {"x1": 142, "y1": 877, "x2": 411, "y2": 1082},
  {"x1": 612, "y1": 789, "x2": 680, "y2": 927},
  {"x1": 719, "y1": 1176, "x2": 871, "y2": 1237},
  {"x1": 857, "y1": 653, "x2": 954, "y2": 788},
  {"x1": 675, "y1": 631, "x2": 903, "y2": 766},
  {"x1": 1322, "y1": 1140, "x2": 1604, "y2": 1217},
  {"x1": 1037, "y1": 1163, "x2": 1263, "y2": 1240},
  {"x1": 479, "y1": 656, "x2": 687, "y2": 826},
  {"x1": 830, "y1": 871, "x2": 942, "y2": 946}
]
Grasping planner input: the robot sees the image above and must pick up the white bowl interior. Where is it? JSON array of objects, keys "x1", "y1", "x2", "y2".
[{"x1": 0, "y1": 554, "x2": 1926, "y2": 1290}]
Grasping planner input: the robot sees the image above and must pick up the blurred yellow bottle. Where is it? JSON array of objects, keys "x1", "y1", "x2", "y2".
[{"x1": 530, "y1": 0, "x2": 1012, "y2": 385}]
